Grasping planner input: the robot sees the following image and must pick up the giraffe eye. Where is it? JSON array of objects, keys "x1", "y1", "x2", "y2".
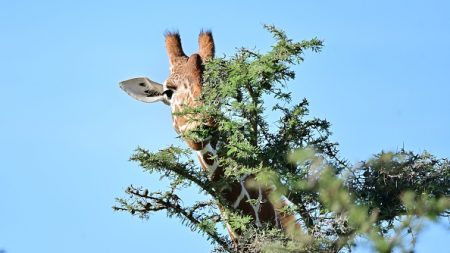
[{"x1": 163, "y1": 89, "x2": 174, "y2": 99}]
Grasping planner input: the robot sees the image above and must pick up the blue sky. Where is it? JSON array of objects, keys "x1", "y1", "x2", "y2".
[{"x1": 1, "y1": 1, "x2": 449, "y2": 252}]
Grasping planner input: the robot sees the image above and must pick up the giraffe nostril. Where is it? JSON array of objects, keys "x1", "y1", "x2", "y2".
[{"x1": 163, "y1": 89, "x2": 174, "y2": 99}]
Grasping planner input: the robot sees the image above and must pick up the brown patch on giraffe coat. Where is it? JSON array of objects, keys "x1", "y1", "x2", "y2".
[
  {"x1": 202, "y1": 152, "x2": 215, "y2": 166},
  {"x1": 220, "y1": 177, "x2": 277, "y2": 228},
  {"x1": 209, "y1": 136, "x2": 218, "y2": 150},
  {"x1": 257, "y1": 194, "x2": 278, "y2": 227},
  {"x1": 245, "y1": 178, "x2": 276, "y2": 225},
  {"x1": 223, "y1": 182, "x2": 256, "y2": 221},
  {"x1": 243, "y1": 177, "x2": 278, "y2": 227},
  {"x1": 185, "y1": 139, "x2": 207, "y2": 151},
  {"x1": 280, "y1": 213, "x2": 301, "y2": 233},
  {"x1": 269, "y1": 195, "x2": 302, "y2": 233}
]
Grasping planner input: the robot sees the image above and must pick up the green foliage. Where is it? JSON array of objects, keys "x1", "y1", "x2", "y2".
[
  {"x1": 114, "y1": 25, "x2": 450, "y2": 252},
  {"x1": 348, "y1": 150, "x2": 449, "y2": 221}
]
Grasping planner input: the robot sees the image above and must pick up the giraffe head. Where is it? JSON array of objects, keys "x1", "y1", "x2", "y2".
[{"x1": 120, "y1": 31, "x2": 215, "y2": 146}]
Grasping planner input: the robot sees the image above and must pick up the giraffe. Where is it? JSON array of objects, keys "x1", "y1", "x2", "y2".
[{"x1": 119, "y1": 31, "x2": 300, "y2": 244}]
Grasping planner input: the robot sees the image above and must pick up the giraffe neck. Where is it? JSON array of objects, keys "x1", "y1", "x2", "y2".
[{"x1": 194, "y1": 139, "x2": 280, "y2": 229}]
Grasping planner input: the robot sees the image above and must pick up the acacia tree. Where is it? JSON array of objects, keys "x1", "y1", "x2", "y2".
[{"x1": 114, "y1": 26, "x2": 450, "y2": 253}]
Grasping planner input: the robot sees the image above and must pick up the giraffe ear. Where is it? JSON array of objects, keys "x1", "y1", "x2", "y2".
[
  {"x1": 119, "y1": 77, "x2": 170, "y2": 105},
  {"x1": 198, "y1": 30, "x2": 214, "y2": 61}
]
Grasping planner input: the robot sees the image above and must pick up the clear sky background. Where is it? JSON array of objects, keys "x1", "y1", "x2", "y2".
[{"x1": 1, "y1": 1, "x2": 449, "y2": 252}]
